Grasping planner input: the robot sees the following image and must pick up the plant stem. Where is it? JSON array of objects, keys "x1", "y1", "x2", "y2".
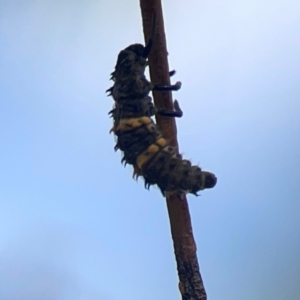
[{"x1": 139, "y1": 1, "x2": 207, "y2": 299}]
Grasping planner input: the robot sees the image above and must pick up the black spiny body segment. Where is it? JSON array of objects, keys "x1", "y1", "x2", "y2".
[{"x1": 107, "y1": 31, "x2": 217, "y2": 197}]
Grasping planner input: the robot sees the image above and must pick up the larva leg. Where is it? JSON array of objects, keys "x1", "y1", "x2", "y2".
[
  {"x1": 156, "y1": 100, "x2": 183, "y2": 118},
  {"x1": 153, "y1": 81, "x2": 182, "y2": 91}
]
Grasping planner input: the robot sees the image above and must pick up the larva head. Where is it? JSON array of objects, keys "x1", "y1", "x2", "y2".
[
  {"x1": 111, "y1": 43, "x2": 149, "y2": 80},
  {"x1": 201, "y1": 172, "x2": 217, "y2": 190}
]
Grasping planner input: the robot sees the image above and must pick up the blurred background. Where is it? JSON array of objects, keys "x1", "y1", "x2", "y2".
[{"x1": 1, "y1": 0, "x2": 300, "y2": 299}]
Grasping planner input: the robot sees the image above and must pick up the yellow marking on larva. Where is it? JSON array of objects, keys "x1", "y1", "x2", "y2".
[
  {"x1": 136, "y1": 153, "x2": 150, "y2": 169},
  {"x1": 116, "y1": 117, "x2": 151, "y2": 131},
  {"x1": 156, "y1": 138, "x2": 167, "y2": 147},
  {"x1": 140, "y1": 116, "x2": 152, "y2": 125},
  {"x1": 148, "y1": 144, "x2": 159, "y2": 154},
  {"x1": 127, "y1": 118, "x2": 140, "y2": 127},
  {"x1": 136, "y1": 143, "x2": 159, "y2": 169},
  {"x1": 116, "y1": 118, "x2": 140, "y2": 131}
]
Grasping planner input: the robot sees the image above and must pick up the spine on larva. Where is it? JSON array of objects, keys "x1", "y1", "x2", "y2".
[{"x1": 107, "y1": 40, "x2": 217, "y2": 197}]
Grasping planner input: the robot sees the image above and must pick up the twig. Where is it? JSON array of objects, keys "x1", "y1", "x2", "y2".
[{"x1": 139, "y1": 1, "x2": 207, "y2": 299}]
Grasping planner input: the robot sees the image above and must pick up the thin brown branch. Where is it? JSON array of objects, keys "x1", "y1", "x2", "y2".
[{"x1": 139, "y1": 1, "x2": 207, "y2": 300}]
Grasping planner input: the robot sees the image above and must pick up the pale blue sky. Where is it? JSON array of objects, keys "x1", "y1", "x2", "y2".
[{"x1": 1, "y1": 1, "x2": 300, "y2": 299}]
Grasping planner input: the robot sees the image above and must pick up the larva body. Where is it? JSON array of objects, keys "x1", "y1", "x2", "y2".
[{"x1": 107, "y1": 42, "x2": 217, "y2": 196}]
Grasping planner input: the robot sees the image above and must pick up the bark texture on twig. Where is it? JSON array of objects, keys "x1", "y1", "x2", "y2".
[{"x1": 139, "y1": 1, "x2": 207, "y2": 299}]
